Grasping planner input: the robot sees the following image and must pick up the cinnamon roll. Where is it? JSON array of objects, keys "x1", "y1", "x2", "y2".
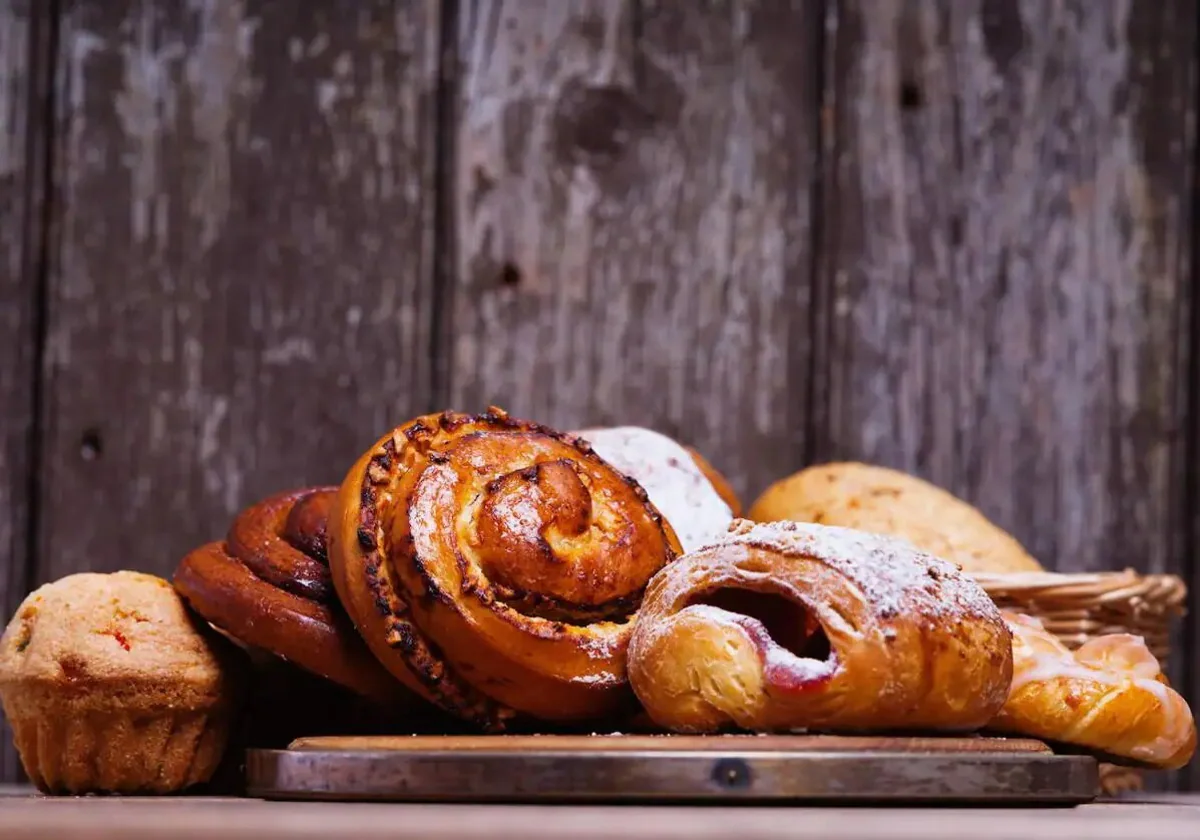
[
  {"x1": 327, "y1": 408, "x2": 683, "y2": 730},
  {"x1": 173, "y1": 487, "x2": 411, "y2": 708},
  {"x1": 627, "y1": 519, "x2": 1013, "y2": 734}
]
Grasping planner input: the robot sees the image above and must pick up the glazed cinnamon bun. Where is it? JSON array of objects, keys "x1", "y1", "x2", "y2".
[{"x1": 327, "y1": 408, "x2": 683, "y2": 730}]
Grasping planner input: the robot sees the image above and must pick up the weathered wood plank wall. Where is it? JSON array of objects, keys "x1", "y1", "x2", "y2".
[
  {"x1": 0, "y1": 0, "x2": 53, "y2": 786},
  {"x1": 816, "y1": 0, "x2": 1196, "y2": 578},
  {"x1": 449, "y1": 0, "x2": 821, "y2": 498},
  {"x1": 39, "y1": 0, "x2": 441, "y2": 583},
  {"x1": 0, "y1": 0, "x2": 1197, "y2": 789}
]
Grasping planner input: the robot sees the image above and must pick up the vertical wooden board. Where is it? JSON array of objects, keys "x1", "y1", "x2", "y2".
[
  {"x1": 0, "y1": 0, "x2": 49, "y2": 786},
  {"x1": 815, "y1": 0, "x2": 1196, "y2": 580},
  {"x1": 449, "y1": 0, "x2": 821, "y2": 501},
  {"x1": 37, "y1": 0, "x2": 440, "y2": 586},
  {"x1": 0, "y1": 0, "x2": 35, "y2": 626}
]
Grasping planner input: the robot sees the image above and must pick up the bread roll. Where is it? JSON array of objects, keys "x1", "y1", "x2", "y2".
[{"x1": 748, "y1": 462, "x2": 1042, "y2": 574}]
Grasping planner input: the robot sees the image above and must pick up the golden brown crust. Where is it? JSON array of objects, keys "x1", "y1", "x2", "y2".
[
  {"x1": 989, "y1": 612, "x2": 1197, "y2": 770},
  {"x1": 747, "y1": 462, "x2": 1042, "y2": 574},
  {"x1": 0, "y1": 571, "x2": 243, "y2": 794},
  {"x1": 172, "y1": 487, "x2": 413, "y2": 708},
  {"x1": 627, "y1": 519, "x2": 1013, "y2": 734},
  {"x1": 327, "y1": 407, "x2": 682, "y2": 730}
]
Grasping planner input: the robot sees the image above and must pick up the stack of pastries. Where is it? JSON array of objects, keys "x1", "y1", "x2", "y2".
[{"x1": 0, "y1": 407, "x2": 1193, "y2": 795}]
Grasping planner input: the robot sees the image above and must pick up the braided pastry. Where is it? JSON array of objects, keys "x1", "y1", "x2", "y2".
[
  {"x1": 989, "y1": 612, "x2": 1196, "y2": 769},
  {"x1": 173, "y1": 487, "x2": 410, "y2": 707},
  {"x1": 627, "y1": 519, "x2": 1013, "y2": 734},
  {"x1": 327, "y1": 407, "x2": 682, "y2": 730}
]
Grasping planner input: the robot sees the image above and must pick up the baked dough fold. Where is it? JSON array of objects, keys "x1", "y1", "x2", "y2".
[{"x1": 628, "y1": 519, "x2": 1013, "y2": 734}]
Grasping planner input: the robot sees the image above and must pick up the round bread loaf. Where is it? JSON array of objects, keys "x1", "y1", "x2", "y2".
[{"x1": 747, "y1": 462, "x2": 1042, "y2": 574}]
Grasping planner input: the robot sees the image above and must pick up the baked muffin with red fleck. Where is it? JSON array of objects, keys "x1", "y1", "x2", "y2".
[{"x1": 0, "y1": 571, "x2": 243, "y2": 794}]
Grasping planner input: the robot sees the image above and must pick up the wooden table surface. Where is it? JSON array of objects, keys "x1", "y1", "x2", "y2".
[{"x1": 1, "y1": 788, "x2": 1199, "y2": 839}]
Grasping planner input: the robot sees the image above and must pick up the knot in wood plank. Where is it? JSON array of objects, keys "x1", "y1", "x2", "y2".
[{"x1": 550, "y1": 78, "x2": 653, "y2": 169}]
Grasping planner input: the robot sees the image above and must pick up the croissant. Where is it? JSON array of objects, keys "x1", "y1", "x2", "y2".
[
  {"x1": 569, "y1": 426, "x2": 738, "y2": 551},
  {"x1": 326, "y1": 407, "x2": 683, "y2": 730},
  {"x1": 627, "y1": 519, "x2": 1013, "y2": 734},
  {"x1": 173, "y1": 487, "x2": 411, "y2": 707},
  {"x1": 988, "y1": 612, "x2": 1196, "y2": 769}
]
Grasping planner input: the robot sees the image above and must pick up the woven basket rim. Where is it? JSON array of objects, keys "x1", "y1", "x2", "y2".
[
  {"x1": 967, "y1": 568, "x2": 1182, "y2": 586},
  {"x1": 967, "y1": 568, "x2": 1188, "y2": 612}
]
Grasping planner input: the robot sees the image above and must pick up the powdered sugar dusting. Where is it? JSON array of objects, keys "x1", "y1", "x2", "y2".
[
  {"x1": 570, "y1": 670, "x2": 623, "y2": 687},
  {"x1": 573, "y1": 628, "x2": 622, "y2": 661},
  {"x1": 711, "y1": 519, "x2": 1003, "y2": 623},
  {"x1": 572, "y1": 427, "x2": 733, "y2": 552}
]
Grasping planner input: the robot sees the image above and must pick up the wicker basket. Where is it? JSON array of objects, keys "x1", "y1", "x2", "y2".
[{"x1": 970, "y1": 568, "x2": 1189, "y2": 796}]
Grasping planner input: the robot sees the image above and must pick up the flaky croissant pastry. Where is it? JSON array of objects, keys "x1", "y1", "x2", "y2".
[
  {"x1": 627, "y1": 519, "x2": 1013, "y2": 734},
  {"x1": 327, "y1": 407, "x2": 682, "y2": 730},
  {"x1": 989, "y1": 612, "x2": 1196, "y2": 769}
]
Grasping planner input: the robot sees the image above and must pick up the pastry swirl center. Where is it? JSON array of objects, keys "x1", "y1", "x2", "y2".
[
  {"x1": 403, "y1": 430, "x2": 673, "y2": 619},
  {"x1": 475, "y1": 458, "x2": 617, "y2": 605}
]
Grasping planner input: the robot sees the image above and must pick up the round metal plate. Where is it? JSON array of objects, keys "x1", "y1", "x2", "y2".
[{"x1": 244, "y1": 737, "x2": 1099, "y2": 805}]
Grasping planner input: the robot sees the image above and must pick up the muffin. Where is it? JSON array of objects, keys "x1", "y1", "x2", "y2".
[
  {"x1": 747, "y1": 462, "x2": 1043, "y2": 574},
  {"x1": 0, "y1": 571, "x2": 243, "y2": 794}
]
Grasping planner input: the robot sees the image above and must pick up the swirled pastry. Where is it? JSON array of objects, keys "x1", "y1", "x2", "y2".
[
  {"x1": 570, "y1": 426, "x2": 738, "y2": 551},
  {"x1": 327, "y1": 407, "x2": 683, "y2": 730},
  {"x1": 747, "y1": 462, "x2": 1042, "y2": 574},
  {"x1": 627, "y1": 519, "x2": 1013, "y2": 734},
  {"x1": 174, "y1": 487, "x2": 411, "y2": 708},
  {"x1": 989, "y1": 612, "x2": 1196, "y2": 769}
]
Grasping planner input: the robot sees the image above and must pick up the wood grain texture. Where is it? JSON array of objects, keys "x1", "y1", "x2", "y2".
[
  {"x1": 247, "y1": 734, "x2": 1096, "y2": 804},
  {"x1": 813, "y1": 0, "x2": 1196, "y2": 583},
  {"x1": 447, "y1": 0, "x2": 821, "y2": 502},
  {"x1": 36, "y1": 0, "x2": 441, "y2": 587},
  {"x1": 0, "y1": 0, "x2": 52, "y2": 787},
  {"x1": 287, "y1": 733, "x2": 1053, "y2": 753}
]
